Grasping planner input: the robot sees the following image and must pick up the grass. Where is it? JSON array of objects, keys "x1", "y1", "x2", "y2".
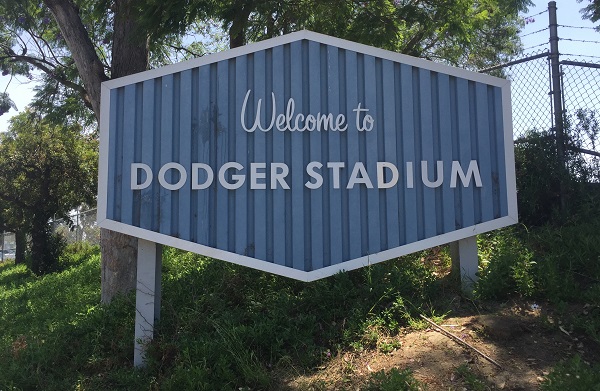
[
  {"x1": 0, "y1": 245, "x2": 441, "y2": 390},
  {"x1": 1, "y1": 212, "x2": 599, "y2": 389}
]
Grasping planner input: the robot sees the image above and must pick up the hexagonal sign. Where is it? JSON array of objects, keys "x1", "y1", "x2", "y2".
[{"x1": 98, "y1": 30, "x2": 517, "y2": 281}]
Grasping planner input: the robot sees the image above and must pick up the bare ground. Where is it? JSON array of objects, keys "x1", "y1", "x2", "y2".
[{"x1": 276, "y1": 299, "x2": 600, "y2": 390}]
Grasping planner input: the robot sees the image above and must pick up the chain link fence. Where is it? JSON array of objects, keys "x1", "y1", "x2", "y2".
[
  {"x1": 0, "y1": 232, "x2": 16, "y2": 262},
  {"x1": 561, "y1": 60, "x2": 600, "y2": 157},
  {"x1": 493, "y1": 50, "x2": 553, "y2": 140},
  {"x1": 0, "y1": 208, "x2": 99, "y2": 262},
  {"x1": 481, "y1": 52, "x2": 600, "y2": 161},
  {"x1": 52, "y1": 208, "x2": 100, "y2": 246}
]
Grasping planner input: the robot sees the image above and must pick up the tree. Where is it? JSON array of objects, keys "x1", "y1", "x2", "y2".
[
  {"x1": 579, "y1": 0, "x2": 600, "y2": 30},
  {"x1": 141, "y1": 0, "x2": 532, "y2": 69},
  {"x1": 0, "y1": 111, "x2": 97, "y2": 273},
  {"x1": 0, "y1": 0, "x2": 530, "y2": 300}
]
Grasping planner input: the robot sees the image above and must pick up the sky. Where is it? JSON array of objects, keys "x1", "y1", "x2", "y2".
[{"x1": 0, "y1": 1, "x2": 598, "y2": 133}]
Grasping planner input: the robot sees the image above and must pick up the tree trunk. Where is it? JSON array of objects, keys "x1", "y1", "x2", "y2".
[
  {"x1": 229, "y1": 3, "x2": 252, "y2": 49},
  {"x1": 30, "y1": 215, "x2": 53, "y2": 275},
  {"x1": 45, "y1": 0, "x2": 149, "y2": 302},
  {"x1": 100, "y1": 229, "x2": 138, "y2": 302},
  {"x1": 14, "y1": 229, "x2": 26, "y2": 265},
  {"x1": 100, "y1": 0, "x2": 150, "y2": 303}
]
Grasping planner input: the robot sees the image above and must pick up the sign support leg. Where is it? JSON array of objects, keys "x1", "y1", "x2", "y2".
[
  {"x1": 134, "y1": 239, "x2": 162, "y2": 368},
  {"x1": 450, "y1": 236, "x2": 479, "y2": 294}
]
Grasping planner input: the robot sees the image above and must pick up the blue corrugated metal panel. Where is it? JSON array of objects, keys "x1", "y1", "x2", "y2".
[{"x1": 105, "y1": 38, "x2": 510, "y2": 273}]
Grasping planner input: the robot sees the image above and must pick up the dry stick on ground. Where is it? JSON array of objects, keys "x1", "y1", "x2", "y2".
[{"x1": 419, "y1": 314, "x2": 503, "y2": 369}]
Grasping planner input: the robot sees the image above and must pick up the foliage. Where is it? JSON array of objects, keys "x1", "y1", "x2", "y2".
[
  {"x1": 0, "y1": 91, "x2": 17, "y2": 116},
  {"x1": 579, "y1": 0, "x2": 600, "y2": 31},
  {"x1": 514, "y1": 111, "x2": 599, "y2": 227},
  {"x1": 0, "y1": 253, "x2": 143, "y2": 391},
  {"x1": 361, "y1": 368, "x2": 423, "y2": 391},
  {"x1": 0, "y1": 225, "x2": 599, "y2": 389},
  {"x1": 0, "y1": 245, "x2": 443, "y2": 390},
  {"x1": 477, "y1": 228, "x2": 536, "y2": 299},
  {"x1": 0, "y1": 111, "x2": 97, "y2": 274},
  {"x1": 455, "y1": 364, "x2": 487, "y2": 391},
  {"x1": 147, "y1": 248, "x2": 439, "y2": 390},
  {"x1": 140, "y1": 0, "x2": 531, "y2": 69},
  {"x1": 541, "y1": 355, "x2": 600, "y2": 391},
  {"x1": 514, "y1": 130, "x2": 566, "y2": 226}
]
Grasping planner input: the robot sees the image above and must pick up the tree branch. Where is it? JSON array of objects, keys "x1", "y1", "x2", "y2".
[
  {"x1": 1, "y1": 54, "x2": 92, "y2": 109},
  {"x1": 44, "y1": 0, "x2": 108, "y2": 119}
]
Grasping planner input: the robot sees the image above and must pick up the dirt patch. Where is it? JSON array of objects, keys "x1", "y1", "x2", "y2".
[{"x1": 278, "y1": 300, "x2": 600, "y2": 390}]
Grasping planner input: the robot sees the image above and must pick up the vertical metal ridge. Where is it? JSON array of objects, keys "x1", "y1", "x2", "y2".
[
  {"x1": 196, "y1": 65, "x2": 210, "y2": 246},
  {"x1": 253, "y1": 49, "x2": 266, "y2": 261},
  {"x1": 419, "y1": 67, "x2": 436, "y2": 240},
  {"x1": 345, "y1": 49, "x2": 361, "y2": 260},
  {"x1": 393, "y1": 63, "x2": 405, "y2": 246},
  {"x1": 170, "y1": 73, "x2": 181, "y2": 237},
  {"x1": 189, "y1": 67, "x2": 199, "y2": 244},
  {"x1": 383, "y1": 59, "x2": 399, "y2": 249},
  {"x1": 375, "y1": 57, "x2": 387, "y2": 252},
  {"x1": 364, "y1": 53, "x2": 380, "y2": 255},
  {"x1": 302, "y1": 40, "x2": 312, "y2": 271},
  {"x1": 246, "y1": 53, "x2": 255, "y2": 259},
  {"x1": 272, "y1": 45, "x2": 286, "y2": 266},
  {"x1": 401, "y1": 63, "x2": 418, "y2": 244},
  {"x1": 264, "y1": 48, "x2": 274, "y2": 262},
  {"x1": 438, "y1": 73, "x2": 456, "y2": 235},
  {"x1": 290, "y1": 40, "x2": 305, "y2": 270},
  {"x1": 139, "y1": 80, "x2": 155, "y2": 231},
  {"x1": 283, "y1": 43, "x2": 293, "y2": 268},
  {"x1": 467, "y1": 80, "x2": 481, "y2": 225},
  {"x1": 227, "y1": 58, "x2": 237, "y2": 254},
  {"x1": 151, "y1": 79, "x2": 162, "y2": 232},
  {"x1": 475, "y1": 82, "x2": 493, "y2": 224},
  {"x1": 177, "y1": 70, "x2": 192, "y2": 241},
  {"x1": 321, "y1": 43, "x2": 332, "y2": 268},
  {"x1": 121, "y1": 84, "x2": 136, "y2": 226},
  {"x1": 430, "y1": 71, "x2": 444, "y2": 236},
  {"x1": 234, "y1": 55, "x2": 248, "y2": 256},
  {"x1": 309, "y1": 40, "x2": 323, "y2": 271}
]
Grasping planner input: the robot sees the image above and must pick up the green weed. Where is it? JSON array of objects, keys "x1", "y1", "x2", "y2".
[
  {"x1": 455, "y1": 364, "x2": 487, "y2": 391},
  {"x1": 541, "y1": 355, "x2": 600, "y2": 391},
  {"x1": 361, "y1": 367, "x2": 424, "y2": 391}
]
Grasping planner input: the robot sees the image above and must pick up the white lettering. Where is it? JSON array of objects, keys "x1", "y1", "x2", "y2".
[
  {"x1": 347, "y1": 162, "x2": 374, "y2": 189},
  {"x1": 305, "y1": 162, "x2": 324, "y2": 189},
  {"x1": 219, "y1": 162, "x2": 245, "y2": 190},
  {"x1": 421, "y1": 161, "x2": 444, "y2": 188},
  {"x1": 192, "y1": 163, "x2": 214, "y2": 189},
  {"x1": 406, "y1": 161, "x2": 414, "y2": 189},
  {"x1": 450, "y1": 160, "x2": 483, "y2": 188},
  {"x1": 242, "y1": 89, "x2": 349, "y2": 133},
  {"x1": 327, "y1": 162, "x2": 345, "y2": 189},
  {"x1": 250, "y1": 163, "x2": 267, "y2": 189},
  {"x1": 240, "y1": 90, "x2": 276, "y2": 133},
  {"x1": 377, "y1": 162, "x2": 399, "y2": 189},
  {"x1": 158, "y1": 162, "x2": 187, "y2": 191},
  {"x1": 353, "y1": 103, "x2": 374, "y2": 132},
  {"x1": 271, "y1": 163, "x2": 290, "y2": 189},
  {"x1": 128, "y1": 160, "x2": 483, "y2": 191},
  {"x1": 131, "y1": 163, "x2": 152, "y2": 190}
]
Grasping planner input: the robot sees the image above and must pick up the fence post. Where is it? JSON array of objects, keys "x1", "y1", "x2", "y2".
[{"x1": 548, "y1": 1, "x2": 567, "y2": 211}]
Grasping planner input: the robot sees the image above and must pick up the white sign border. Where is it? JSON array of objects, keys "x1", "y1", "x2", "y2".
[{"x1": 98, "y1": 30, "x2": 518, "y2": 282}]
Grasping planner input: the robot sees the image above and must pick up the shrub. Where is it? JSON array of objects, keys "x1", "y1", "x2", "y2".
[{"x1": 541, "y1": 355, "x2": 600, "y2": 391}]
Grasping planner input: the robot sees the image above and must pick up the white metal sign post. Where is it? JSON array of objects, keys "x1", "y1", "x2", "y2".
[
  {"x1": 133, "y1": 240, "x2": 162, "y2": 367},
  {"x1": 98, "y1": 31, "x2": 517, "y2": 366}
]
